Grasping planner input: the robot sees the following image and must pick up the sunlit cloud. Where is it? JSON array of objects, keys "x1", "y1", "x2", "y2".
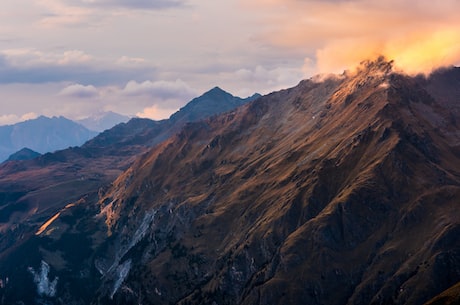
[
  {"x1": 245, "y1": 0, "x2": 460, "y2": 75},
  {"x1": 136, "y1": 104, "x2": 179, "y2": 120}
]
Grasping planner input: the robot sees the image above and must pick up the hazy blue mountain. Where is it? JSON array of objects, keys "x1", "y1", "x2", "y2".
[
  {"x1": 77, "y1": 111, "x2": 131, "y2": 132},
  {"x1": 0, "y1": 116, "x2": 98, "y2": 162}
]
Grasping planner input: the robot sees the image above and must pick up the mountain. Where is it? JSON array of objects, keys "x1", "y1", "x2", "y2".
[
  {"x1": 170, "y1": 87, "x2": 261, "y2": 125},
  {"x1": 0, "y1": 58, "x2": 458, "y2": 305},
  {"x1": 6, "y1": 147, "x2": 41, "y2": 161},
  {"x1": 82, "y1": 87, "x2": 260, "y2": 156},
  {"x1": 77, "y1": 111, "x2": 131, "y2": 132},
  {"x1": 0, "y1": 116, "x2": 98, "y2": 162},
  {"x1": 0, "y1": 87, "x2": 257, "y2": 269}
]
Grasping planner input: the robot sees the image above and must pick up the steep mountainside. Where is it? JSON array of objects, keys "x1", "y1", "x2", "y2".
[
  {"x1": 1, "y1": 58, "x2": 458, "y2": 305},
  {"x1": 0, "y1": 88, "x2": 257, "y2": 266},
  {"x1": 0, "y1": 115, "x2": 98, "y2": 162},
  {"x1": 424, "y1": 282, "x2": 460, "y2": 305}
]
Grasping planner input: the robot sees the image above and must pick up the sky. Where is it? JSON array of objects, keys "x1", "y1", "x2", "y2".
[{"x1": 0, "y1": 0, "x2": 459, "y2": 125}]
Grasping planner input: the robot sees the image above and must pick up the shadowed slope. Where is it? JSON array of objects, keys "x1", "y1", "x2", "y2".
[{"x1": 424, "y1": 281, "x2": 460, "y2": 305}]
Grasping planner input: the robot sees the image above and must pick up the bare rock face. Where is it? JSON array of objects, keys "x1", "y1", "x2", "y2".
[{"x1": 1, "y1": 59, "x2": 459, "y2": 305}]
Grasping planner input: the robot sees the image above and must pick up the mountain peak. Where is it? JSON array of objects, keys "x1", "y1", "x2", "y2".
[
  {"x1": 209, "y1": 86, "x2": 225, "y2": 92},
  {"x1": 6, "y1": 147, "x2": 41, "y2": 162},
  {"x1": 169, "y1": 87, "x2": 257, "y2": 124},
  {"x1": 359, "y1": 55, "x2": 394, "y2": 73},
  {"x1": 204, "y1": 86, "x2": 233, "y2": 98}
]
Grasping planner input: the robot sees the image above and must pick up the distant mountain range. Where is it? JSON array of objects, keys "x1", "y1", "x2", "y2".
[
  {"x1": 0, "y1": 116, "x2": 98, "y2": 162},
  {"x1": 0, "y1": 90, "x2": 257, "y2": 163}
]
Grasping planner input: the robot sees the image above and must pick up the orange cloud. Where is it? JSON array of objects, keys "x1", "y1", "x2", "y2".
[
  {"x1": 136, "y1": 105, "x2": 178, "y2": 121},
  {"x1": 244, "y1": 0, "x2": 460, "y2": 75},
  {"x1": 316, "y1": 28, "x2": 460, "y2": 74}
]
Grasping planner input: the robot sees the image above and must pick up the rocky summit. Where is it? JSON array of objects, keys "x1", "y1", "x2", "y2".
[{"x1": 0, "y1": 58, "x2": 459, "y2": 305}]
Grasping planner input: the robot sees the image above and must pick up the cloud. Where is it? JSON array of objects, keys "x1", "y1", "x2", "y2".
[
  {"x1": 245, "y1": 0, "x2": 460, "y2": 75},
  {"x1": 0, "y1": 49, "x2": 155, "y2": 85},
  {"x1": 59, "y1": 83, "x2": 99, "y2": 98},
  {"x1": 38, "y1": 0, "x2": 93, "y2": 26},
  {"x1": 86, "y1": 0, "x2": 186, "y2": 10},
  {"x1": 122, "y1": 79, "x2": 197, "y2": 101},
  {"x1": 0, "y1": 112, "x2": 38, "y2": 125},
  {"x1": 55, "y1": 0, "x2": 187, "y2": 12},
  {"x1": 136, "y1": 104, "x2": 179, "y2": 120},
  {"x1": 203, "y1": 64, "x2": 304, "y2": 97},
  {"x1": 1, "y1": 49, "x2": 92, "y2": 67},
  {"x1": 116, "y1": 56, "x2": 146, "y2": 67},
  {"x1": 36, "y1": 0, "x2": 187, "y2": 28},
  {"x1": 125, "y1": 79, "x2": 199, "y2": 120},
  {"x1": 234, "y1": 65, "x2": 303, "y2": 87}
]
